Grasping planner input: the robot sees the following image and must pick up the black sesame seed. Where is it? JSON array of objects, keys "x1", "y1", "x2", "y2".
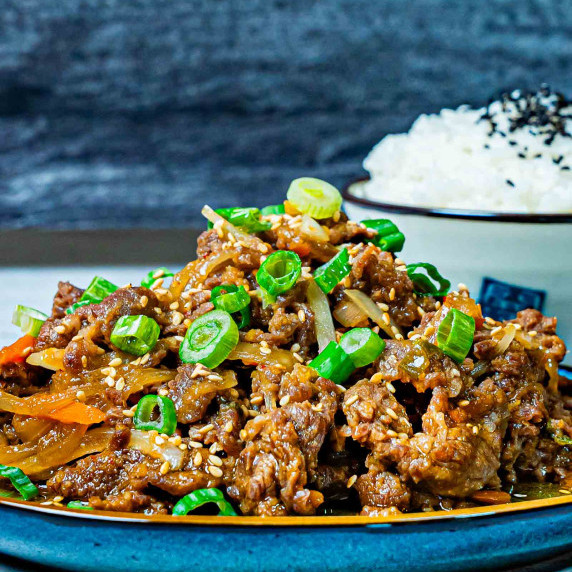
[
  {"x1": 506, "y1": 179, "x2": 515, "y2": 187},
  {"x1": 561, "y1": 166, "x2": 570, "y2": 171},
  {"x1": 518, "y1": 153, "x2": 526, "y2": 159},
  {"x1": 553, "y1": 155, "x2": 564, "y2": 165}
]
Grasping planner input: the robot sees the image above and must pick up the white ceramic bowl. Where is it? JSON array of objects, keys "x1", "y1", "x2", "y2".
[{"x1": 343, "y1": 178, "x2": 572, "y2": 365}]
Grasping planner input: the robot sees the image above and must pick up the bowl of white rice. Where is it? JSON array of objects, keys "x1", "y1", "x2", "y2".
[{"x1": 343, "y1": 87, "x2": 572, "y2": 363}]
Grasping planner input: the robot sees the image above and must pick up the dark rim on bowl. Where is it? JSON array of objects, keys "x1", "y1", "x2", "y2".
[{"x1": 342, "y1": 177, "x2": 572, "y2": 224}]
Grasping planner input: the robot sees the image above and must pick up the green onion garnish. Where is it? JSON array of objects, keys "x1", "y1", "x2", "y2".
[
  {"x1": 179, "y1": 309, "x2": 239, "y2": 368},
  {"x1": 406, "y1": 263, "x2": 451, "y2": 297},
  {"x1": 211, "y1": 285, "x2": 251, "y2": 329},
  {"x1": 361, "y1": 219, "x2": 405, "y2": 253},
  {"x1": 67, "y1": 501, "x2": 94, "y2": 510},
  {"x1": 436, "y1": 308, "x2": 475, "y2": 363},
  {"x1": 141, "y1": 267, "x2": 174, "y2": 289},
  {"x1": 286, "y1": 177, "x2": 342, "y2": 219},
  {"x1": 339, "y1": 328, "x2": 386, "y2": 368},
  {"x1": 109, "y1": 315, "x2": 161, "y2": 356},
  {"x1": 308, "y1": 341, "x2": 355, "y2": 385},
  {"x1": 133, "y1": 394, "x2": 178, "y2": 435},
  {"x1": 211, "y1": 285, "x2": 250, "y2": 314},
  {"x1": 208, "y1": 208, "x2": 271, "y2": 233},
  {"x1": 11, "y1": 305, "x2": 48, "y2": 337},
  {"x1": 173, "y1": 488, "x2": 237, "y2": 516},
  {"x1": 80, "y1": 276, "x2": 118, "y2": 304},
  {"x1": 0, "y1": 464, "x2": 38, "y2": 500},
  {"x1": 256, "y1": 250, "x2": 302, "y2": 303},
  {"x1": 261, "y1": 204, "x2": 286, "y2": 216},
  {"x1": 313, "y1": 248, "x2": 352, "y2": 294},
  {"x1": 65, "y1": 300, "x2": 92, "y2": 315}
]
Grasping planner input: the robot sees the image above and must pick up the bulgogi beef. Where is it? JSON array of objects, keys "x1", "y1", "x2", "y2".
[{"x1": 0, "y1": 179, "x2": 569, "y2": 516}]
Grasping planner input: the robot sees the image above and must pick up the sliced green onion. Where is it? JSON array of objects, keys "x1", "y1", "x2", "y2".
[
  {"x1": 110, "y1": 315, "x2": 161, "y2": 356},
  {"x1": 173, "y1": 488, "x2": 237, "y2": 516},
  {"x1": 133, "y1": 394, "x2": 178, "y2": 435},
  {"x1": 67, "y1": 501, "x2": 94, "y2": 510},
  {"x1": 211, "y1": 285, "x2": 251, "y2": 329},
  {"x1": 313, "y1": 248, "x2": 352, "y2": 294},
  {"x1": 211, "y1": 285, "x2": 250, "y2": 313},
  {"x1": 406, "y1": 263, "x2": 451, "y2": 297},
  {"x1": 0, "y1": 464, "x2": 38, "y2": 500},
  {"x1": 12, "y1": 305, "x2": 48, "y2": 337},
  {"x1": 179, "y1": 309, "x2": 239, "y2": 368},
  {"x1": 81, "y1": 276, "x2": 118, "y2": 304},
  {"x1": 287, "y1": 177, "x2": 342, "y2": 219},
  {"x1": 436, "y1": 308, "x2": 475, "y2": 363},
  {"x1": 256, "y1": 250, "x2": 302, "y2": 301},
  {"x1": 308, "y1": 341, "x2": 355, "y2": 385},
  {"x1": 361, "y1": 219, "x2": 405, "y2": 253},
  {"x1": 339, "y1": 328, "x2": 386, "y2": 368},
  {"x1": 261, "y1": 204, "x2": 285, "y2": 216},
  {"x1": 141, "y1": 267, "x2": 174, "y2": 289},
  {"x1": 65, "y1": 300, "x2": 92, "y2": 315},
  {"x1": 208, "y1": 208, "x2": 271, "y2": 233}
]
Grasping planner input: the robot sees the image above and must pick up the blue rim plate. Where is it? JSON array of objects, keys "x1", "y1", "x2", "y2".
[{"x1": 0, "y1": 494, "x2": 571, "y2": 572}]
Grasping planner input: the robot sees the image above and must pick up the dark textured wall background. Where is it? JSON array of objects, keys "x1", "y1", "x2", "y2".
[{"x1": 0, "y1": 0, "x2": 571, "y2": 229}]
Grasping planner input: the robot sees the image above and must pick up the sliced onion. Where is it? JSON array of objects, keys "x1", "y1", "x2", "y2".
[
  {"x1": 13, "y1": 426, "x2": 115, "y2": 475},
  {"x1": 170, "y1": 252, "x2": 235, "y2": 299},
  {"x1": 306, "y1": 279, "x2": 335, "y2": 352},
  {"x1": 128, "y1": 429, "x2": 184, "y2": 470},
  {"x1": 26, "y1": 348, "x2": 65, "y2": 371},
  {"x1": 298, "y1": 214, "x2": 330, "y2": 243},
  {"x1": 228, "y1": 342, "x2": 296, "y2": 370},
  {"x1": 491, "y1": 323, "x2": 516, "y2": 357},
  {"x1": 344, "y1": 289, "x2": 401, "y2": 339},
  {"x1": 545, "y1": 357, "x2": 560, "y2": 394},
  {"x1": 333, "y1": 298, "x2": 368, "y2": 328},
  {"x1": 36, "y1": 423, "x2": 87, "y2": 467},
  {"x1": 12, "y1": 415, "x2": 54, "y2": 442}
]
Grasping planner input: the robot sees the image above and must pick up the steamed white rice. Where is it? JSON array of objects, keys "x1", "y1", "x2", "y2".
[{"x1": 360, "y1": 97, "x2": 572, "y2": 214}]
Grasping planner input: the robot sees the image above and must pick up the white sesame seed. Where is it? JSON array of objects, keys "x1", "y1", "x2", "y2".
[
  {"x1": 386, "y1": 382, "x2": 396, "y2": 394},
  {"x1": 293, "y1": 352, "x2": 304, "y2": 363},
  {"x1": 109, "y1": 357, "x2": 122, "y2": 367},
  {"x1": 459, "y1": 400, "x2": 470, "y2": 407},
  {"x1": 140, "y1": 295, "x2": 148, "y2": 307},
  {"x1": 224, "y1": 421, "x2": 234, "y2": 433},
  {"x1": 389, "y1": 287, "x2": 396, "y2": 301},
  {"x1": 208, "y1": 465, "x2": 224, "y2": 478},
  {"x1": 382, "y1": 313, "x2": 390, "y2": 325},
  {"x1": 104, "y1": 376, "x2": 115, "y2": 387},
  {"x1": 150, "y1": 278, "x2": 164, "y2": 290},
  {"x1": 155, "y1": 436, "x2": 165, "y2": 446},
  {"x1": 385, "y1": 407, "x2": 398, "y2": 420},
  {"x1": 199, "y1": 423, "x2": 214, "y2": 434},
  {"x1": 81, "y1": 355, "x2": 88, "y2": 368},
  {"x1": 193, "y1": 452, "x2": 203, "y2": 466},
  {"x1": 279, "y1": 395, "x2": 290, "y2": 407},
  {"x1": 160, "y1": 461, "x2": 170, "y2": 475},
  {"x1": 291, "y1": 343, "x2": 301, "y2": 352},
  {"x1": 115, "y1": 377, "x2": 125, "y2": 391},
  {"x1": 298, "y1": 309, "x2": 306, "y2": 323},
  {"x1": 76, "y1": 390, "x2": 86, "y2": 401},
  {"x1": 529, "y1": 330, "x2": 538, "y2": 337},
  {"x1": 250, "y1": 395, "x2": 264, "y2": 405},
  {"x1": 54, "y1": 325, "x2": 66, "y2": 334},
  {"x1": 122, "y1": 409, "x2": 135, "y2": 417},
  {"x1": 344, "y1": 392, "x2": 360, "y2": 406},
  {"x1": 209, "y1": 455, "x2": 223, "y2": 467},
  {"x1": 347, "y1": 475, "x2": 357, "y2": 488},
  {"x1": 259, "y1": 346, "x2": 272, "y2": 355}
]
